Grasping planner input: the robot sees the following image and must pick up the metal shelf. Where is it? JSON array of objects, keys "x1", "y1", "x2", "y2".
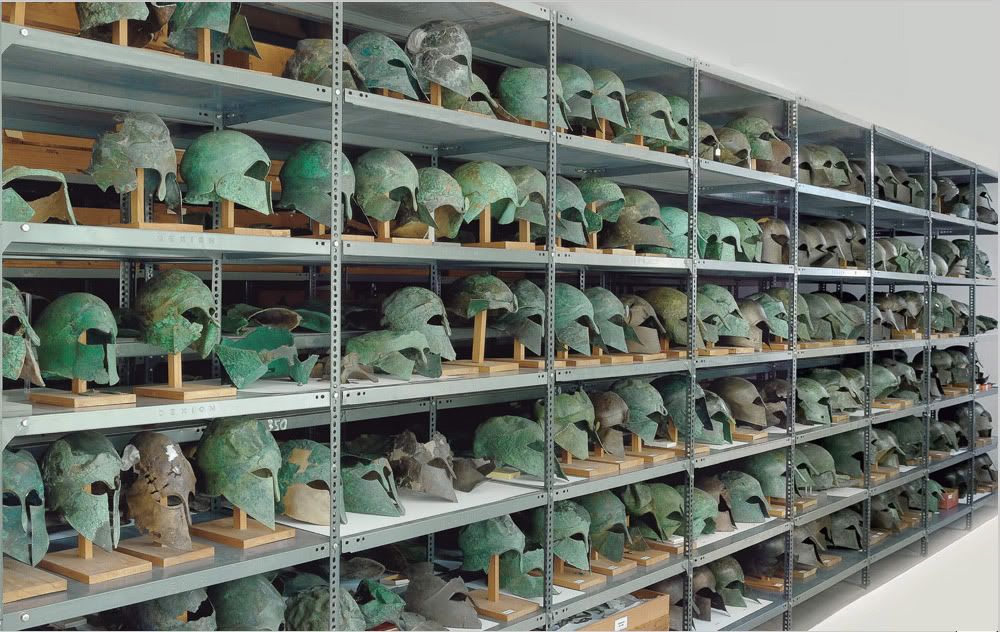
[
  {"x1": 797, "y1": 183, "x2": 871, "y2": 211},
  {"x1": 870, "y1": 466, "x2": 926, "y2": 497},
  {"x1": 549, "y1": 557, "x2": 687, "y2": 623},
  {"x1": 698, "y1": 159, "x2": 796, "y2": 194},
  {"x1": 973, "y1": 438, "x2": 998, "y2": 456},
  {"x1": 719, "y1": 595, "x2": 788, "y2": 631},
  {"x1": 797, "y1": 267, "x2": 870, "y2": 282},
  {"x1": 693, "y1": 435, "x2": 791, "y2": 469},
  {"x1": 927, "y1": 450, "x2": 972, "y2": 474},
  {"x1": 795, "y1": 416, "x2": 869, "y2": 442},
  {"x1": 868, "y1": 528, "x2": 925, "y2": 564},
  {"x1": 871, "y1": 405, "x2": 926, "y2": 425},
  {"x1": 929, "y1": 394, "x2": 974, "y2": 411},
  {"x1": 873, "y1": 270, "x2": 929, "y2": 285},
  {"x1": 695, "y1": 350, "x2": 792, "y2": 370},
  {"x1": 342, "y1": 240, "x2": 549, "y2": 268},
  {"x1": 550, "y1": 456, "x2": 688, "y2": 502},
  {"x1": 872, "y1": 339, "x2": 927, "y2": 353},
  {"x1": 872, "y1": 199, "x2": 929, "y2": 234},
  {"x1": 691, "y1": 520, "x2": 791, "y2": 567},
  {"x1": 553, "y1": 250, "x2": 690, "y2": 273},
  {"x1": 930, "y1": 275, "x2": 975, "y2": 286},
  {"x1": 556, "y1": 132, "x2": 691, "y2": 194},
  {"x1": 555, "y1": 358, "x2": 689, "y2": 383},
  {"x1": 792, "y1": 488, "x2": 866, "y2": 526},
  {"x1": 926, "y1": 505, "x2": 973, "y2": 534},
  {"x1": 697, "y1": 260, "x2": 794, "y2": 277},
  {"x1": 928, "y1": 211, "x2": 977, "y2": 233},
  {"x1": 341, "y1": 370, "x2": 548, "y2": 406},
  {"x1": 0, "y1": 516, "x2": 330, "y2": 631},
  {"x1": 797, "y1": 344, "x2": 869, "y2": 359},
  {"x1": 930, "y1": 335, "x2": 974, "y2": 348},
  {"x1": 790, "y1": 549, "x2": 866, "y2": 606}
]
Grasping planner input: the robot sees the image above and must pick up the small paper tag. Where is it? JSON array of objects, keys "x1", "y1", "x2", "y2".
[
  {"x1": 502, "y1": 609, "x2": 515, "y2": 616},
  {"x1": 574, "y1": 579, "x2": 585, "y2": 584},
  {"x1": 614, "y1": 616, "x2": 629, "y2": 631},
  {"x1": 608, "y1": 565, "x2": 618, "y2": 570},
  {"x1": 640, "y1": 556, "x2": 650, "y2": 560}
]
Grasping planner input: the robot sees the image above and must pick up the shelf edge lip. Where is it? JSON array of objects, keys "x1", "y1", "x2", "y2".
[
  {"x1": 555, "y1": 9, "x2": 693, "y2": 68},
  {"x1": 872, "y1": 198, "x2": 931, "y2": 218},
  {"x1": 556, "y1": 132, "x2": 693, "y2": 170},
  {"x1": 698, "y1": 159, "x2": 797, "y2": 189},
  {"x1": 796, "y1": 182, "x2": 871, "y2": 207}
]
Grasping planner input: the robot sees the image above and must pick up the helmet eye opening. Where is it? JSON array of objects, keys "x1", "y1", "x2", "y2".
[
  {"x1": 25, "y1": 490, "x2": 42, "y2": 507},
  {"x1": 2, "y1": 492, "x2": 19, "y2": 507},
  {"x1": 250, "y1": 468, "x2": 272, "y2": 480},
  {"x1": 307, "y1": 480, "x2": 330, "y2": 491},
  {"x1": 188, "y1": 599, "x2": 215, "y2": 622},
  {"x1": 82, "y1": 328, "x2": 113, "y2": 346},
  {"x1": 3, "y1": 316, "x2": 23, "y2": 335}
]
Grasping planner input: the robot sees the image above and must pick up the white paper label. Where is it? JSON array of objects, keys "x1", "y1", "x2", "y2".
[
  {"x1": 608, "y1": 565, "x2": 618, "y2": 570},
  {"x1": 574, "y1": 579, "x2": 585, "y2": 584},
  {"x1": 614, "y1": 616, "x2": 628, "y2": 631},
  {"x1": 502, "y1": 609, "x2": 515, "y2": 615},
  {"x1": 640, "y1": 555, "x2": 650, "y2": 560}
]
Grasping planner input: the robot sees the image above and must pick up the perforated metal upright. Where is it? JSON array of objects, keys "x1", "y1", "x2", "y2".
[{"x1": 964, "y1": 167, "x2": 979, "y2": 529}]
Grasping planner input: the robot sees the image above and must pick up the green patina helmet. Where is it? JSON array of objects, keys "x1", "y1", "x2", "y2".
[
  {"x1": 88, "y1": 112, "x2": 181, "y2": 212},
  {"x1": 382, "y1": 286, "x2": 455, "y2": 361},
  {"x1": 807, "y1": 368, "x2": 863, "y2": 413},
  {"x1": 731, "y1": 217, "x2": 764, "y2": 262},
  {"x1": 711, "y1": 377, "x2": 769, "y2": 430},
  {"x1": 589, "y1": 391, "x2": 630, "y2": 455},
  {"x1": 742, "y1": 449, "x2": 817, "y2": 499},
  {"x1": 459, "y1": 514, "x2": 525, "y2": 572},
  {"x1": 505, "y1": 165, "x2": 547, "y2": 228},
  {"x1": 796, "y1": 377, "x2": 833, "y2": 425},
  {"x1": 611, "y1": 91, "x2": 679, "y2": 147},
  {"x1": 529, "y1": 500, "x2": 592, "y2": 571},
  {"x1": 196, "y1": 417, "x2": 281, "y2": 529},
  {"x1": 661, "y1": 95, "x2": 691, "y2": 153},
  {"x1": 716, "y1": 471, "x2": 770, "y2": 524},
  {"x1": 276, "y1": 440, "x2": 331, "y2": 525},
  {"x1": 800, "y1": 145, "x2": 850, "y2": 188},
  {"x1": 871, "y1": 364, "x2": 902, "y2": 400},
  {"x1": 698, "y1": 120, "x2": 721, "y2": 160},
  {"x1": 584, "y1": 287, "x2": 630, "y2": 353},
  {"x1": 398, "y1": 166, "x2": 464, "y2": 239},
  {"x1": 704, "y1": 389, "x2": 737, "y2": 442},
  {"x1": 2, "y1": 281, "x2": 43, "y2": 386},
  {"x1": 676, "y1": 485, "x2": 719, "y2": 537},
  {"x1": 601, "y1": 189, "x2": 674, "y2": 252},
  {"x1": 577, "y1": 176, "x2": 626, "y2": 229},
  {"x1": 550, "y1": 176, "x2": 591, "y2": 246},
  {"x1": 167, "y1": 2, "x2": 258, "y2": 58},
  {"x1": 180, "y1": 129, "x2": 272, "y2": 215},
  {"x1": 473, "y1": 416, "x2": 562, "y2": 479},
  {"x1": 214, "y1": 325, "x2": 315, "y2": 388},
  {"x1": 445, "y1": 273, "x2": 517, "y2": 320},
  {"x1": 442, "y1": 71, "x2": 516, "y2": 120},
  {"x1": 34, "y1": 292, "x2": 120, "y2": 385},
  {"x1": 42, "y1": 431, "x2": 123, "y2": 552},
  {"x1": 699, "y1": 213, "x2": 745, "y2": 261},
  {"x1": 356, "y1": 579, "x2": 405, "y2": 628},
  {"x1": 797, "y1": 443, "x2": 849, "y2": 490},
  {"x1": 717, "y1": 127, "x2": 752, "y2": 167},
  {"x1": 900, "y1": 479, "x2": 945, "y2": 513},
  {"x1": 2, "y1": 166, "x2": 76, "y2": 224},
  {"x1": 287, "y1": 586, "x2": 365, "y2": 631},
  {"x1": 621, "y1": 294, "x2": 666, "y2": 355},
  {"x1": 826, "y1": 508, "x2": 863, "y2": 549},
  {"x1": 558, "y1": 63, "x2": 596, "y2": 126},
  {"x1": 2, "y1": 449, "x2": 49, "y2": 567},
  {"x1": 354, "y1": 148, "x2": 418, "y2": 222},
  {"x1": 643, "y1": 286, "x2": 704, "y2": 349},
  {"x1": 724, "y1": 116, "x2": 782, "y2": 161},
  {"x1": 960, "y1": 183, "x2": 998, "y2": 224},
  {"x1": 622, "y1": 482, "x2": 684, "y2": 542},
  {"x1": 342, "y1": 454, "x2": 403, "y2": 519},
  {"x1": 870, "y1": 491, "x2": 903, "y2": 531},
  {"x1": 587, "y1": 68, "x2": 630, "y2": 128},
  {"x1": 929, "y1": 419, "x2": 959, "y2": 451},
  {"x1": 125, "y1": 588, "x2": 216, "y2": 632},
  {"x1": 652, "y1": 375, "x2": 731, "y2": 445},
  {"x1": 708, "y1": 556, "x2": 751, "y2": 608},
  {"x1": 698, "y1": 284, "x2": 751, "y2": 343},
  {"x1": 885, "y1": 417, "x2": 924, "y2": 461},
  {"x1": 278, "y1": 141, "x2": 342, "y2": 226},
  {"x1": 555, "y1": 282, "x2": 600, "y2": 355},
  {"x1": 344, "y1": 330, "x2": 434, "y2": 381},
  {"x1": 497, "y1": 67, "x2": 570, "y2": 127},
  {"x1": 821, "y1": 430, "x2": 875, "y2": 478},
  {"x1": 135, "y1": 269, "x2": 221, "y2": 357},
  {"x1": 406, "y1": 20, "x2": 473, "y2": 98},
  {"x1": 612, "y1": 378, "x2": 669, "y2": 443},
  {"x1": 872, "y1": 428, "x2": 905, "y2": 468},
  {"x1": 746, "y1": 292, "x2": 790, "y2": 340},
  {"x1": 284, "y1": 39, "x2": 364, "y2": 90},
  {"x1": 954, "y1": 239, "x2": 992, "y2": 277},
  {"x1": 535, "y1": 390, "x2": 596, "y2": 460},
  {"x1": 76, "y1": 2, "x2": 154, "y2": 40},
  {"x1": 500, "y1": 547, "x2": 545, "y2": 599},
  {"x1": 453, "y1": 160, "x2": 520, "y2": 224},
  {"x1": 577, "y1": 491, "x2": 631, "y2": 561},
  {"x1": 493, "y1": 279, "x2": 545, "y2": 356},
  {"x1": 208, "y1": 574, "x2": 284, "y2": 632},
  {"x1": 348, "y1": 31, "x2": 424, "y2": 100}
]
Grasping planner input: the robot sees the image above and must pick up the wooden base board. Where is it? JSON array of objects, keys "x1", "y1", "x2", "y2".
[
  {"x1": 558, "y1": 354, "x2": 602, "y2": 367},
  {"x1": 133, "y1": 383, "x2": 237, "y2": 401},
  {"x1": 598, "y1": 353, "x2": 635, "y2": 365},
  {"x1": 645, "y1": 539, "x2": 685, "y2": 555},
  {"x1": 2, "y1": 559, "x2": 67, "y2": 604},
  {"x1": 376, "y1": 237, "x2": 433, "y2": 245},
  {"x1": 552, "y1": 566, "x2": 606, "y2": 590},
  {"x1": 116, "y1": 536, "x2": 215, "y2": 568},
  {"x1": 873, "y1": 398, "x2": 909, "y2": 410},
  {"x1": 928, "y1": 450, "x2": 951, "y2": 461},
  {"x1": 464, "y1": 241, "x2": 537, "y2": 250},
  {"x1": 506, "y1": 358, "x2": 564, "y2": 369},
  {"x1": 941, "y1": 386, "x2": 969, "y2": 397},
  {"x1": 587, "y1": 452, "x2": 644, "y2": 471},
  {"x1": 190, "y1": 517, "x2": 295, "y2": 549},
  {"x1": 768, "y1": 496, "x2": 818, "y2": 518},
  {"x1": 589, "y1": 556, "x2": 637, "y2": 576},
  {"x1": 208, "y1": 227, "x2": 291, "y2": 237},
  {"x1": 891, "y1": 330, "x2": 923, "y2": 340},
  {"x1": 745, "y1": 575, "x2": 784, "y2": 592},
  {"x1": 722, "y1": 346, "x2": 756, "y2": 354},
  {"x1": 487, "y1": 467, "x2": 522, "y2": 481},
  {"x1": 625, "y1": 447, "x2": 676, "y2": 463},
  {"x1": 445, "y1": 359, "x2": 520, "y2": 374},
  {"x1": 850, "y1": 471, "x2": 889, "y2": 486},
  {"x1": 732, "y1": 428, "x2": 769, "y2": 442},
  {"x1": 697, "y1": 346, "x2": 731, "y2": 356},
  {"x1": 28, "y1": 389, "x2": 136, "y2": 408},
  {"x1": 568, "y1": 247, "x2": 601, "y2": 254},
  {"x1": 562, "y1": 459, "x2": 619, "y2": 478},
  {"x1": 787, "y1": 566, "x2": 818, "y2": 580},
  {"x1": 831, "y1": 414, "x2": 850, "y2": 424},
  {"x1": 623, "y1": 548, "x2": 670, "y2": 566},
  {"x1": 799, "y1": 341, "x2": 834, "y2": 348},
  {"x1": 602, "y1": 248, "x2": 636, "y2": 256},
  {"x1": 976, "y1": 483, "x2": 998, "y2": 493},
  {"x1": 820, "y1": 554, "x2": 842, "y2": 569},
  {"x1": 440, "y1": 362, "x2": 482, "y2": 377},
  {"x1": 869, "y1": 530, "x2": 890, "y2": 547},
  {"x1": 874, "y1": 465, "x2": 899, "y2": 478},
  {"x1": 469, "y1": 590, "x2": 539, "y2": 622},
  {"x1": 832, "y1": 339, "x2": 858, "y2": 346},
  {"x1": 39, "y1": 547, "x2": 151, "y2": 585},
  {"x1": 343, "y1": 234, "x2": 376, "y2": 242},
  {"x1": 628, "y1": 352, "x2": 668, "y2": 362},
  {"x1": 637, "y1": 252, "x2": 668, "y2": 258},
  {"x1": 765, "y1": 342, "x2": 791, "y2": 351},
  {"x1": 115, "y1": 222, "x2": 203, "y2": 232}
]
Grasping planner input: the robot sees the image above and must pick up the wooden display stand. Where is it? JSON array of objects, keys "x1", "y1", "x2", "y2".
[
  {"x1": 464, "y1": 207, "x2": 536, "y2": 250},
  {"x1": 928, "y1": 450, "x2": 951, "y2": 462},
  {"x1": 117, "y1": 497, "x2": 215, "y2": 567},
  {"x1": 730, "y1": 420, "x2": 768, "y2": 442},
  {"x1": 587, "y1": 549, "x2": 636, "y2": 577},
  {"x1": 941, "y1": 385, "x2": 968, "y2": 397},
  {"x1": 891, "y1": 329, "x2": 923, "y2": 340},
  {"x1": 28, "y1": 333, "x2": 137, "y2": 408},
  {"x1": 588, "y1": 118, "x2": 612, "y2": 141},
  {"x1": 622, "y1": 541, "x2": 670, "y2": 567},
  {"x1": 643, "y1": 536, "x2": 686, "y2": 555},
  {"x1": 39, "y1": 486, "x2": 152, "y2": 585},
  {"x1": 371, "y1": 218, "x2": 433, "y2": 245},
  {"x1": 831, "y1": 413, "x2": 850, "y2": 424},
  {"x1": 115, "y1": 168, "x2": 203, "y2": 232},
  {"x1": 744, "y1": 575, "x2": 785, "y2": 592},
  {"x1": 2, "y1": 558, "x2": 67, "y2": 604},
  {"x1": 665, "y1": 423, "x2": 712, "y2": 456},
  {"x1": 766, "y1": 495, "x2": 817, "y2": 519},
  {"x1": 873, "y1": 398, "x2": 909, "y2": 410},
  {"x1": 505, "y1": 339, "x2": 565, "y2": 370},
  {"x1": 190, "y1": 507, "x2": 295, "y2": 550},
  {"x1": 469, "y1": 555, "x2": 539, "y2": 622},
  {"x1": 551, "y1": 557, "x2": 606, "y2": 590},
  {"x1": 560, "y1": 449, "x2": 617, "y2": 479},
  {"x1": 134, "y1": 352, "x2": 237, "y2": 401},
  {"x1": 832, "y1": 338, "x2": 858, "y2": 346},
  {"x1": 556, "y1": 347, "x2": 602, "y2": 367},
  {"x1": 586, "y1": 445, "x2": 643, "y2": 472},
  {"x1": 697, "y1": 342, "x2": 731, "y2": 357},
  {"x1": 766, "y1": 336, "x2": 791, "y2": 351},
  {"x1": 444, "y1": 311, "x2": 519, "y2": 374},
  {"x1": 624, "y1": 434, "x2": 676, "y2": 463},
  {"x1": 590, "y1": 346, "x2": 634, "y2": 365},
  {"x1": 209, "y1": 200, "x2": 290, "y2": 237}
]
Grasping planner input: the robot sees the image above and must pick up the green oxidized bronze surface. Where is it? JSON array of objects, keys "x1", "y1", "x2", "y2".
[
  {"x1": 2, "y1": 280, "x2": 43, "y2": 386},
  {"x1": 126, "y1": 588, "x2": 216, "y2": 631},
  {"x1": 797, "y1": 443, "x2": 848, "y2": 490},
  {"x1": 2, "y1": 449, "x2": 49, "y2": 566},
  {"x1": 352, "y1": 148, "x2": 419, "y2": 222},
  {"x1": 382, "y1": 286, "x2": 455, "y2": 360},
  {"x1": 279, "y1": 140, "x2": 337, "y2": 225},
  {"x1": 344, "y1": 329, "x2": 433, "y2": 381},
  {"x1": 602, "y1": 189, "x2": 674, "y2": 251},
  {"x1": 195, "y1": 417, "x2": 281, "y2": 529},
  {"x1": 42, "y1": 431, "x2": 123, "y2": 552},
  {"x1": 411, "y1": 167, "x2": 464, "y2": 239},
  {"x1": 535, "y1": 390, "x2": 595, "y2": 460},
  {"x1": 725, "y1": 116, "x2": 781, "y2": 160},
  {"x1": 528, "y1": 501, "x2": 591, "y2": 571},
  {"x1": 288, "y1": 586, "x2": 365, "y2": 631},
  {"x1": 821, "y1": 429, "x2": 874, "y2": 478},
  {"x1": 717, "y1": 470, "x2": 769, "y2": 523},
  {"x1": 709, "y1": 556, "x2": 750, "y2": 608},
  {"x1": 500, "y1": 548, "x2": 544, "y2": 598},
  {"x1": 587, "y1": 68, "x2": 629, "y2": 128},
  {"x1": 275, "y1": 439, "x2": 331, "y2": 521},
  {"x1": 77, "y1": 2, "x2": 148, "y2": 32},
  {"x1": 453, "y1": 160, "x2": 521, "y2": 224},
  {"x1": 506, "y1": 165, "x2": 547, "y2": 227},
  {"x1": 497, "y1": 67, "x2": 570, "y2": 127},
  {"x1": 442, "y1": 72, "x2": 516, "y2": 121},
  {"x1": 445, "y1": 273, "x2": 516, "y2": 320},
  {"x1": 558, "y1": 63, "x2": 596, "y2": 125},
  {"x1": 662, "y1": 95, "x2": 690, "y2": 153},
  {"x1": 611, "y1": 90, "x2": 678, "y2": 145},
  {"x1": 493, "y1": 279, "x2": 544, "y2": 356},
  {"x1": 34, "y1": 292, "x2": 120, "y2": 384},
  {"x1": 473, "y1": 416, "x2": 563, "y2": 480},
  {"x1": 2, "y1": 166, "x2": 77, "y2": 224},
  {"x1": 584, "y1": 287, "x2": 631, "y2": 353},
  {"x1": 348, "y1": 31, "x2": 425, "y2": 100},
  {"x1": 208, "y1": 574, "x2": 284, "y2": 632},
  {"x1": 459, "y1": 514, "x2": 525, "y2": 572},
  {"x1": 343, "y1": 454, "x2": 403, "y2": 518},
  {"x1": 88, "y1": 112, "x2": 181, "y2": 211},
  {"x1": 406, "y1": 20, "x2": 473, "y2": 98},
  {"x1": 136, "y1": 269, "x2": 221, "y2": 357},
  {"x1": 180, "y1": 130, "x2": 272, "y2": 215},
  {"x1": 577, "y1": 491, "x2": 630, "y2": 561},
  {"x1": 168, "y1": 2, "x2": 259, "y2": 58},
  {"x1": 796, "y1": 377, "x2": 832, "y2": 424},
  {"x1": 611, "y1": 377, "x2": 667, "y2": 443},
  {"x1": 623, "y1": 482, "x2": 683, "y2": 542},
  {"x1": 555, "y1": 282, "x2": 599, "y2": 355},
  {"x1": 356, "y1": 579, "x2": 405, "y2": 628}
]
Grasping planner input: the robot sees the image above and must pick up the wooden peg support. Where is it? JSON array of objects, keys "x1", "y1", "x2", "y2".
[
  {"x1": 587, "y1": 549, "x2": 636, "y2": 576},
  {"x1": 208, "y1": 199, "x2": 290, "y2": 237},
  {"x1": 134, "y1": 353, "x2": 237, "y2": 401},
  {"x1": 190, "y1": 507, "x2": 295, "y2": 550},
  {"x1": 112, "y1": 18, "x2": 128, "y2": 46},
  {"x1": 550, "y1": 556, "x2": 607, "y2": 590},
  {"x1": 468, "y1": 554, "x2": 539, "y2": 622},
  {"x1": 116, "y1": 498, "x2": 216, "y2": 567},
  {"x1": 29, "y1": 333, "x2": 136, "y2": 408},
  {"x1": 429, "y1": 82, "x2": 443, "y2": 106},
  {"x1": 372, "y1": 218, "x2": 432, "y2": 244},
  {"x1": 197, "y1": 28, "x2": 212, "y2": 62},
  {"x1": 624, "y1": 434, "x2": 677, "y2": 463},
  {"x1": 464, "y1": 207, "x2": 537, "y2": 250},
  {"x1": 445, "y1": 310, "x2": 519, "y2": 374},
  {"x1": 118, "y1": 168, "x2": 202, "y2": 232},
  {"x1": 10, "y1": 2, "x2": 26, "y2": 26}
]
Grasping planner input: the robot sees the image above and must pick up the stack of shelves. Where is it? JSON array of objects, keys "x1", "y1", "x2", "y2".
[{"x1": 1, "y1": 2, "x2": 996, "y2": 631}]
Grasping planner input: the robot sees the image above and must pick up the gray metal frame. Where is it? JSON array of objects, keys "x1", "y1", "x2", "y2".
[{"x1": 0, "y1": 3, "x2": 996, "y2": 630}]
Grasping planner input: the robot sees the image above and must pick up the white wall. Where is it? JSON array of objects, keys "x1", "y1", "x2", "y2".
[{"x1": 546, "y1": 0, "x2": 1000, "y2": 168}]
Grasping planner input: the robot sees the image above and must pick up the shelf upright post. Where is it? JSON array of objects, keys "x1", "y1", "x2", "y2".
[
  {"x1": 427, "y1": 173, "x2": 440, "y2": 564},
  {"x1": 542, "y1": 9, "x2": 559, "y2": 626},
  {"x1": 682, "y1": 59, "x2": 700, "y2": 632},
  {"x1": 964, "y1": 167, "x2": 978, "y2": 529},
  {"x1": 919, "y1": 156, "x2": 935, "y2": 552},
  {"x1": 329, "y1": 4, "x2": 344, "y2": 627},
  {"x1": 782, "y1": 98, "x2": 800, "y2": 632},
  {"x1": 0, "y1": 14, "x2": 5, "y2": 611},
  {"x1": 862, "y1": 126, "x2": 877, "y2": 588}
]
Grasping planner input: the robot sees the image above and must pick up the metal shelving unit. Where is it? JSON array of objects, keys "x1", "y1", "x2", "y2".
[{"x1": 0, "y1": 2, "x2": 996, "y2": 631}]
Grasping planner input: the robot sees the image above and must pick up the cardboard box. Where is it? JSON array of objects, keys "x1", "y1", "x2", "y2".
[
  {"x1": 579, "y1": 589, "x2": 670, "y2": 631},
  {"x1": 939, "y1": 487, "x2": 960, "y2": 511}
]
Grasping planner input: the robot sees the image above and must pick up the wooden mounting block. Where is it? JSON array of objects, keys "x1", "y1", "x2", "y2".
[
  {"x1": 2, "y1": 559, "x2": 67, "y2": 604},
  {"x1": 134, "y1": 353, "x2": 237, "y2": 401},
  {"x1": 189, "y1": 508, "x2": 295, "y2": 550},
  {"x1": 116, "y1": 536, "x2": 215, "y2": 568}
]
